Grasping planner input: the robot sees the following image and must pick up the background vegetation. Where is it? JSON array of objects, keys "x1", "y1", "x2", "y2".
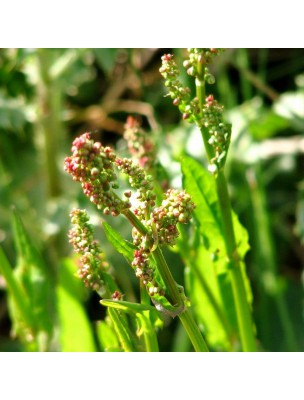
[{"x1": 0, "y1": 48, "x2": 303, "y2": 351}]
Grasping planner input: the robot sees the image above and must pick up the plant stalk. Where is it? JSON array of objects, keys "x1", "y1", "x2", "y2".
[
  {"x1": 140, "y1": 282, "x2": 159, "y2": 352},
  {"x1": 215, "y1": 171, "x2": 256, "y2": 351},
  {"x1": 195, "y1": 61, "x2": 256, "y2": 351},
  {"x1": 123, "y1": 208, "x2": 209, "y2": 351},
  {"x1": 153, "y1": 246, "x2": 209, "y2": 352}
]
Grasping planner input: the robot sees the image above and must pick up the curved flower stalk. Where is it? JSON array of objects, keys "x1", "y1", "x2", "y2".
[{"x1": 160, "y1": 49, "x2": 257, "y2": 352}]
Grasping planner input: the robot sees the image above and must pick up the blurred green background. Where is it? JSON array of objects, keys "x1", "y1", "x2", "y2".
[{"x1": 0, "y1": 48, "x2": 303, "y2": 351}]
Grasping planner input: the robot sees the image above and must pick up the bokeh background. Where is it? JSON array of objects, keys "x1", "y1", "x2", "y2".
[{"x1": 0, "y1": 48, "x2": 303, "y2": 351}]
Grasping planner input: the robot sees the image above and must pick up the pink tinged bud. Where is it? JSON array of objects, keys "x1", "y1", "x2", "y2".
[
  {"x1": 173, "y1": 98, "x2": 180, "y2": 106},
  {"x1": 173, "y1": 209, "x2": 180, "y2": 217},
  {"x1": 182, "y1": 113, "x2": 190, "y2": 120},
  {"x1": 187, "y1": 67, "x2": 195, "y2": 76},
  {"x1": 206, "y1": 95, "x2": 214, "y2": 104},
  {"x1": 91, "y1": 167, "x2": 99, "y2": 176},
  {"x1": 162, "y1": 54, "x2": 173, "y2": 62}
]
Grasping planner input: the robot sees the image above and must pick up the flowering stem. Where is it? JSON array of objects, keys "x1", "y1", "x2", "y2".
[
  {"x1": 153, "y1": 246, "x2": 209, "y2": 352},
  {"x1": 179, "y1": 310, "x2": 209, "y2": 352},
  {"x1": 123, "y1": 208, "x2": 149, "y2": 237},
  {"x1": 123, "y1": 208, "x2": 209, "y2": 351},
  {"x1": 108, "y1": 307, "x2": 137, "y2": 352},
  {"x1": 140, "y1": 282, "x2": 159, "y2": 352},
  {"x1": 195, "y1": 66, "x2": 214, "y2": 162},
  {"x1": 195, "y1": 59, "x2": 256, "y2": 351},
  {"x1": 215, "y1": 171, "x2": 256, "y2": 351}
]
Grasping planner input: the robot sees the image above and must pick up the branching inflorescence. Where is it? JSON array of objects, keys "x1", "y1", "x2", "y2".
[
  {"x1": 160, "y1": 49, "x2": 231, "y2": 174},
  {"x1": 68, "y1": 208, "x2": 109, "y2": 292},
  {"x1": 64, "y1": 131, "x2": 195, "y2": 304}
]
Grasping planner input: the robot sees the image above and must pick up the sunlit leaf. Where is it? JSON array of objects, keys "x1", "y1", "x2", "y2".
[
  {"x1": 103, "y1": 221, "x2": 135, "y2": 263},
  {"x1": 57, "y1": 258, "x2": 96, "y2": 352}
]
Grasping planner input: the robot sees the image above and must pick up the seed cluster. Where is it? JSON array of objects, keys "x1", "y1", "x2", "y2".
[
  {"x1": 151, "y1": 189, "x2": 195, "y2": 246},
  {"x1": 68, "y1": 208, "x2": 108, "y2": 290},
  {"x1": 65, "y1": 133, "x2": 196, "y2": 300},
  {"x1": 64, "y1": 133, "x2": 129, "y2": 216},
  {"x1": 159, "y1": 54, "x2": 199, "y2": 122},
  {"x1": 123, "y1": 116, "x2": 156, "y2": 170},
  {"x1": 160, "y1": 49, "x2": 231, "y2": 173},
  {"x1": 200, "y1": 95, "x2": 232, "y2": 173},
  {"x1": 184, "y1": 48, "x2": 222, "y2": 82}
]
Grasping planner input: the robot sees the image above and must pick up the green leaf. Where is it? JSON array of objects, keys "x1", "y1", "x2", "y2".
[
  {"x1": 248, "y1": 110, "x2": 290, "y2": 140},
  {"x1": 96, "y1": 320, "x2": 120, "y2": 352},
  {"x1": 11, "y1": 210, "x2": 55, "y2": 349},
  {"x1": 100, "y1": 299, "x2": 158, "y2": 314},
  {"x1": 56, "y1": 258, "x2": 96, "y2": 352},
  {"x1": 181, "y1": 156, "x2": 225, "y2": 259},
  {"x1": 0, "y1": 246, "x2": 34, "y2": 333},
  {"x1": 107, "y1": 307, "x2": 136, "y2": 352},
  {"x1": 181, "y1": 156, "x2": 249, "y2": 267},
  {"x1": 102, "y1": 221, "x2": 135, "y2": 263},
  {"x1": 181, "y1": 156, "x2": 252, "y2": 350}
]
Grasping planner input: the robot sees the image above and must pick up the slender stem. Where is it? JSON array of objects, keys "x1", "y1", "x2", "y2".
[
  {"x1": 123, "y1": 202, "x2": 209, "y2": 351},
  {"x1": 140, "y1": 283, "x2": 159, "y2": 352},
  {"x1": 153, "y1": 247, "x2": 182, "y2": 306},
  {"x1": 108, "y1": 308, "x2": 136, "y2": 352},
  {"x1": 123, "y1": 208, "x2": 149, "y2": 237},
  {"x1": 196, "y1": 63, "x2": 215, "y2": 161},
  {"x1": 215, "y1": 171, "x2": 256, "y2": 352},
  {"x1": 179, "y1": 310, "x2": 209, "y2": 352},
  {"x1": 36, "y1": 49, "x2": 63, "y2": 197},
  {"x1": 195, "y1": 57, "x2": 256, "y2": 351},
  {"x1": 153, "y1": 246, "x2": 209, "y2": 352}
]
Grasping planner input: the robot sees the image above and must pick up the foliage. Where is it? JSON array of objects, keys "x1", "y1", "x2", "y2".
[{"x1": 0, "y1": 48, "x2": 303, "y2": 352}]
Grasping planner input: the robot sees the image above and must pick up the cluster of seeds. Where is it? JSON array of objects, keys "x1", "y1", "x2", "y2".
[
  {"x1": 184, "y1": 48, "x2": 222, "y2": 83},
  {"x1": 160, "y1": 49, "x2": 231, "y2": 173},
  {"x1": 151, "y1": 189, "x2": 195, "y2": 246},
  {"x1": 64, "y1": 133, "x2": 130, "y2": 216},
  {"x1": 200, "y1": 95, "x2": 231, "y2": 173},
  {"x1": 159, "y1": 54, "x2": 200, "y2": 122},
  {"x1": 123, "y1": 116, "x2": 156, "y2": 170},
  {"x1": 65, "y1": 133, "x2": 196, "y2": 300},
  {"x1": 68, "y1": 208, "x2": 109, "y2": 290}
]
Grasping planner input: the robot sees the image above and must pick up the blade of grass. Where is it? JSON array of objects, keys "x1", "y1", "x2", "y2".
[{"x1": 0, "y1": 247, "x2": 34, "y2": 330}]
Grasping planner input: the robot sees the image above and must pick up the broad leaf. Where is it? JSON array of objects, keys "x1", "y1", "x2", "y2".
[
  {"x1": 102, "y1": 221, "x2": 135, "y2": 262},
  {"x1": 57, "y1": 258, "x2": 96, "y2": 352},
  {"x1": 96, "y1": 320, "x2": 120, "y2": 352},
  {"x1": 181, "y1": 156, "x2": 252, "y2": 350}
]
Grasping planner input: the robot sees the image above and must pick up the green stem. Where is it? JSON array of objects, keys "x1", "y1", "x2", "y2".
[
  {"x1": 36, "y1": 49, "x2": 63, "y2": 197},
  {"x1": 179, "y1": 310, "x2": 209, "y2": 352},
  {"x1": 108, "y1": 307, "x2": 136, "y2": 352},
  {"x1": 153, "y1": 246, "x2": 209, "y2": 352},
  {"x1": 196, "y1": 64, "x2": 215, "y2": 162},
  {"x1": 215, "y1": 171, "x2": 256, "y2": 352},
  {"x1": 153, "y1": 247, "x2": 182, "y2": 306},
  {"x1": 123, "y1": 208, "x2": 149, "y2": 237},
  {"x1": 123, "y1": 205, "x2": 209, "y2": 351},
  {"x1": 195, "y1": 57, "x2": 256, "y2": 351},
  {"x1": 140, "y1": 283, "x2": 159, "y2": 352}
]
